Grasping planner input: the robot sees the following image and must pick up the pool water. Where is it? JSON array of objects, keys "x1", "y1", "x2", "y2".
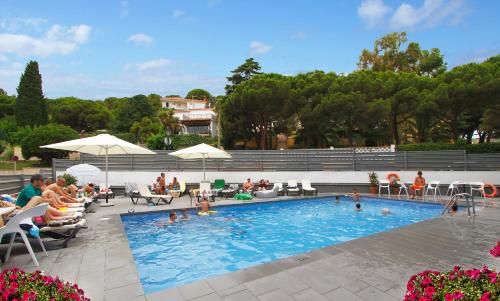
[{"x1": 121, "y1": 196, "x2": 443, "y2": 294}]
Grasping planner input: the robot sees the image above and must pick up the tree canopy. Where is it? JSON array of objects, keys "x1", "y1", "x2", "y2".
[{"x1": 15, "y1": 61, "x2": 48, "y2": 126}]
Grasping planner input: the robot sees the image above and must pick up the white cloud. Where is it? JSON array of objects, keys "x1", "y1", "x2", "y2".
[
  {"x1": 250, "y1": 41, "x2": 272, "y2": 55},
  {"x1": 292, "y1": 31, "x2": 307, "y2": 40},
  {"x1": 128, "y1": 33, "x2": 154, "y2": 45},
  {"x1": 172, "y1": 9, "x2": 186, "y2": 18},
  {"x1": 120, "y1": 1, "x2": 129, "y2": 18},
  {"x1": 125, "y1": 58, "x2": 172, "y2": 71},
  {"x1": 0, "y1": 17, "x2": 47, "y2": 32},
  {"x1": 0, "y1": 23, "x2": 91, "y2": 57},
  {"x1": 357, "y1": 0, "x2": 391, "y2": 27},
  {"x1": 358, "y1": 0, "x2": 466, "y2": 30}
]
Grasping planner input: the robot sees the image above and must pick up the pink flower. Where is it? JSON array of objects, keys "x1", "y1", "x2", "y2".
[
  {"x1": 469, "y1": 269, "x2": 481, "y2": 280},
  {"x1": 444, "y1": 293, "x2": 453, "y2": 301},
  {"x1": 452, "y1": 291, "x2": 464, "y2": 299},
  {"x1": 480, "y1": 292, "x2": 492, "y2": 301},
  {"x1": 424, "y1": 286, "x2": 435, "y2": 297},
  {"x1": 453, "y1": 266, "x2": 461, "y2": 272}
]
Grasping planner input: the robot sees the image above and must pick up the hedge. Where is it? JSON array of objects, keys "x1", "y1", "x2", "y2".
[{"x1": 396, "y1": 142, "x2": 500, "y2": 153}]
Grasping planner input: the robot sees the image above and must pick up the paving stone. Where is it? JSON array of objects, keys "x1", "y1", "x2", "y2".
[
  {"x1": 104, "y1": 282, "x2": 144, "y2": 301},
  {"x1": 245, "y1": 271, "x2": 308, "y2": 296},
  {"x1": 355, "y1": 286, "x2": 399, "y2": 301},
  {"x1": 257, "y1": 289, "x2": 294, "y2": 301},
  {"x1": 192, "y1": 293, "x2": 223, "y2": 301},
  {"x1": 222, "y1": 289, "x2": 259, "y2": 301},
  {"x1": 146, "y1": 287, "x2": 185, "y2": 301},
  {"x1": 216, "y1": 284, "x2": 247, "y2": 297},
  {"x1": 178, "y1": 280, "x2": 214, "y2": 300},
  {"x1": 206, "y1": 274, "x2": 239, "y2": 291},
  {"x1": 325, "y1": 287, "x2": 364, "y2": 301},
  {"x1": 293, "y1": 288, "x2": 330, "y2": 301},
  {"x1": 105, "y1": 264, "x2": 141, "y2": 290}
]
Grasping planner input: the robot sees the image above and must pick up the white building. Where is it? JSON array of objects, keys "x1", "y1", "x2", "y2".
[{"x1": 160, "y1": 97, "x2": 217, "y2": 136}]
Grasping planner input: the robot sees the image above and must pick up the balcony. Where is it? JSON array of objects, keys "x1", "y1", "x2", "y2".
[{"x1": 180, "y1": 114, "x2": 213, "y2": 121}]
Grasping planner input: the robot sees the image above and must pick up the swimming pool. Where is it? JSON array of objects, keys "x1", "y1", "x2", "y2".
[{"x1": 121, "y1": 196, "x2": 443, "y2": 294}]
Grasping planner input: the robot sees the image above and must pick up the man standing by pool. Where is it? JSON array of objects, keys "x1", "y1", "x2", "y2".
[
  {"x1": 159, "y1": 173, "x2": 166, "y2": 194},
  {"x1": 410, "y1": 171, "x2": 426, "y2": 199}
]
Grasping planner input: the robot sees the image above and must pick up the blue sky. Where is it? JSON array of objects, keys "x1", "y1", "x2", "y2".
[{"x1": 0, "y1": 0, "x2": 498, "y2": 99}]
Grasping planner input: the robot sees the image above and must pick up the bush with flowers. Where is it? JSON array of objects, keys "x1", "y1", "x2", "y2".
[
  {"x1": 0, "y1": 268, "x2": 89, "y2": 301},
  {"x1": 405, "y1": 240, "x2": 500, "y2": 301}
]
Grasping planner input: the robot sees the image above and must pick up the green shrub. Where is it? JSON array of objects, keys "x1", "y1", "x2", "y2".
[
  {"x1": 396, "y1": 142, "x2": 500, "y2": 153},
  {"x1": 114, "y1": 132, "x2": 137, "y2": 143},
  {"x1": 0, "y1": 143, "x2": 5, "y2": 155},
  {"x1": 146, "y1": 134, "x2": 216, "y2": 150},
  {"x1": 21, "y1": 123, "x2": 79, "y2": 163},
  {"x1": 61, "y1": 173, "x2": 78, "y2": 186}
]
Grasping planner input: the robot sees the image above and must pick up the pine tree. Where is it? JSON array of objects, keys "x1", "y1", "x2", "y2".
[{"x1": 15, "y1": 61, "x2": 48, "y2": 126}]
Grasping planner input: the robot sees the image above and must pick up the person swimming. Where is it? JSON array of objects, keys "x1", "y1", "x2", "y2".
[
  {"x1": 352, "y1": 189, "x2": 360, "y2": 202},
  {"x1": 381, "y1": 208, "x2": 391, "y2": 215},
  {"x1": 355, "y1": 203, "x2": 362, "y2": 211},
  {"x1": 181, "y1": 208, "x2": 190, "y2": 220},
  {"x1": 168, "y1": 211, "x2": 177, "y2": 224},
  {"x1": 335, "y1": 196, "x2": 340, "y2": 204}
]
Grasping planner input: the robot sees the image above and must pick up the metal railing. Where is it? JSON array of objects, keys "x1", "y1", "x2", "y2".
[{"x1": 52, "y1": 149, "x2": 500, "y2": 172}]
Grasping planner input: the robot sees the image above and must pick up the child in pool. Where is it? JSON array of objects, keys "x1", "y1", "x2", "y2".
[
  {"x1": 335, "y1": 196, "x2": 340, "y2": 204},
  {"x1": 355, "y1": 203, "x2": 362, "y2": 211},
  {"x1": 352, "y1": 189, "x2": 360, "y2": 202}
]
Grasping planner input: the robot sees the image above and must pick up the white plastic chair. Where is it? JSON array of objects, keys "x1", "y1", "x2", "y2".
[
  {"x1": 397, "y1": 181, "x2": 409, "y2": 198},
  {"x1": 301, "y1": 179, "x2": 318, "y2": 195},
  {"x1": 286, "y1": 180, "x2": 300, "y2": 195},
  {"x1": 469, "y1": 182, "x2": 485, "y2": 198},
  {"x1": 446, "y1": 181, "x2": 463, "y2": 196},
  {"x1": 378, "y1": 180, "x2": 390, "y2": 197},
  {"x1": 0, "y1": 204, "x2": 49, "y2": 267},
  {"x1": 425, "y1": 181, "x2": 441, "y2": 202}
]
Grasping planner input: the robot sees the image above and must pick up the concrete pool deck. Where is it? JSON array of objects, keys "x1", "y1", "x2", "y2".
[{"x1": 1, "y1": 193, "x2": 499, "y2": 301}]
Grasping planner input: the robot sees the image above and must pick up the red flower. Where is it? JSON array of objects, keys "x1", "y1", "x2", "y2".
[
  {"x1": 444, "y1": 293, "x2": 453, "y2": 301},
  {"x1": 480, "y1": 292, "x2": 492, "y2": 301},
  {"x1": 452, "y1": 291, "x2": 464, "y2": 299},
  {"x1": 421, "y1": 277, "x2": 432, "y2": 286},
  {"x1": 424, "y1": 286, "x2": 435, "y2": 297}
]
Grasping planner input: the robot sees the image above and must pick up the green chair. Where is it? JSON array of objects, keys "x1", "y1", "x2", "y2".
[{"x1": 213, "y1": 179, "x2": 225, "y2": 196}]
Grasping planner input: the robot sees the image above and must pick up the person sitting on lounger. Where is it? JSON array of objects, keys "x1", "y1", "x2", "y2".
[
  {"x1": 410, "y1": 171, "x2": 426, "y2": 199},
  {"x1": 243, "y1": 178, "x2": 253, "y2": 193},
  {"x1": 257, "y1": 179, "x2": 269, "y2": 191},
  {"x1": 355, "y1": 203, "x2": 362, "y2": 211},
  {"x1": 16, "y1": 175, "x2": 80, "y2": 223},
  {"x1": 152, "y1": 176, "x2": 161, "y2": 194},
  {"x1": 170, "y1": 177, "x2": 180, "y2": 190},
  {"x1": 82, "y1": 183, "x2": 96, "y2": 197},
  {"x1": 47, "y1": 177, "x2": 81, "y2": 203}
]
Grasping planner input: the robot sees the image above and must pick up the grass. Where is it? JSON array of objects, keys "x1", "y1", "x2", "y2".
[{"x1": 0, "y1": 160, "x2": 50, "y2": 170}]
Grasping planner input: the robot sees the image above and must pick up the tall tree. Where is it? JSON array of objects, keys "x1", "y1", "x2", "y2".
[
  {"x1": 225, "y1": 58, "x2": 262, "y2": 94},
  {"x1": 186, "y1": 89, "x2": 211, "y2": 101},
  {"x1": 15, "y1": 61, "x2": 48, "y2": 126},
  {"x1": 112, "y1": 95, "x2": 155, "y2": 132},
  {"x1": 358, "y1": 32, "x2": 446, "y2": 76}
]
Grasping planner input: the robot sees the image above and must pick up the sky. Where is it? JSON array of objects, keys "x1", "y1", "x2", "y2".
[{"x1": 0, "y1": 0, "x2": 498, "y2": 100}]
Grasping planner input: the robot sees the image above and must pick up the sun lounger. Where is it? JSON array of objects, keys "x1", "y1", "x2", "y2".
[
  {"x1": 221, "y1": 184, "x2": 239, "y2": 198},
  {"x1": 0, "y1": 204, "x2": 49, "y2": 266},
  {"x1": 37, "y1": 219, "x2": 86, "y2": 249},
  {"x1": 133, "y1": 183, "x2": 174, "y2": 205},
  {"x1": 286, "y1": 180, "x2": 301, "y2": 196},
  {"x1": 98, "y1": 183, "x2": 114, "y2": 199},
  {"x1": 301, "y1": 179, "x2": 318, "y2": 195}
]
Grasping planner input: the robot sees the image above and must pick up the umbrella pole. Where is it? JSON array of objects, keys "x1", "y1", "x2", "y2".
[
  {"x1": 203, "y1": 154, "x2": 206, "y2": 181},
  {"x1": 105, "y1": 147, "x2": 109, "y2": 204}
]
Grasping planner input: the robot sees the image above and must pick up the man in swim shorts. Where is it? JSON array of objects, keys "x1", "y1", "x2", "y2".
[{"x1": 410, "y1": 171, "x2": 426, "y2": 199}]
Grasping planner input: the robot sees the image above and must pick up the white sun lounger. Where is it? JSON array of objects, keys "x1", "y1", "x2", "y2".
[
  {"x1": 286, "y1": 180, "x2": 300, "y2": 196},
  {"x1": 133, "y1": 183, "x2": 174, "y2": 205},
  {"x1": 301, "y1": 179, "x2": 318, "y2": 195}
]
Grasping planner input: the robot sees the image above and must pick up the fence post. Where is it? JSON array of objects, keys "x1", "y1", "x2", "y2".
[
  {"x1": 130, "y1": 155, "x2": 134, "y2": 170},
  {"x1": 217, "y1": 159, "x2": 220, "y2": 171},
  {"x1": 51, "y1": 158, "x2": 56, "y2": 180},
  {"x1": 305, "y1": 150, "x2": 308, "y2": 172},
  {"x1": 464, "y1": 150, "x2": 467, "y2": 171},
  {"x1": 352, "y1": 148, "x2": 356, "y2": 171},
  {"x1": 80, "y1": 153, "x2": 84, "y2": 164},
  {"x1": 260, "y1": 150, "x2": 264, "y2": 172},
  {"x1": 404, "y1": 151, "x2": 408, "y2": 170},
  {"x1": 176, "y1": 157, "x2": 180, "y2": 170}
]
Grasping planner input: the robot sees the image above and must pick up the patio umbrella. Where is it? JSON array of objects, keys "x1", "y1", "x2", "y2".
[
  {"x1": 66, "y1": 163, "x2": 101, "y2": 185},
  {"x1": 42, "y1": 134, "x2": 156, "y2": 205},
  {"x1": 169, "y1": 143, "x2": 231, "y2": 181}
]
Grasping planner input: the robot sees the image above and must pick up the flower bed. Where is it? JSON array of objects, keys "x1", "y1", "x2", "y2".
[
  {"x1": 405, "y1": 240, "x2": 500, "y2": 301},
  {"x1": 0, "y1": 269, "x2": 89, "y2": 301}
]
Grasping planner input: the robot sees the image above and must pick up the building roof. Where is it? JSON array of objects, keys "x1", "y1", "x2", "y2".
[{"x1": 161, "y1": 97, "x2": 207, "y2": 104}]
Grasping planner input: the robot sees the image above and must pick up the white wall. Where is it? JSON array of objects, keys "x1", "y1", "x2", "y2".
[{"x1": 55, "y1": 170, "x2": 500, "y2": 186}]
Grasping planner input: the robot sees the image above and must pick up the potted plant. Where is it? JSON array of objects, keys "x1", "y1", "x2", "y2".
[
  {"x1": 368, "y1": 172, "x2": 378, "y2": 194},
  {"x1": 389, "y1": 178, "x2": 400, "y2": 194}
]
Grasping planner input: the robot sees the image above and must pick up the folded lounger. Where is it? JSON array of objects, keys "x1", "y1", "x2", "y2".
[{"x1": 133, "y1": 183, "x2": 174, "y2": 205}]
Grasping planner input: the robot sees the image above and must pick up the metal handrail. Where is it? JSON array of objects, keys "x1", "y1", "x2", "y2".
[{"x1": 442, "y1": 193, "x2": 475, "y2": 216}]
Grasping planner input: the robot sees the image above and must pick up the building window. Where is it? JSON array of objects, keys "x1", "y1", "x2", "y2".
[{"x1": 186, "y1": 125, "x2": 210, "y2": 134}]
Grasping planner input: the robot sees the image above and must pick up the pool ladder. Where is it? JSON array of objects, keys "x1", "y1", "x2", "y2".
[{"x1": 442, "y1": 193, "x2": 476, "y2": 217}]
